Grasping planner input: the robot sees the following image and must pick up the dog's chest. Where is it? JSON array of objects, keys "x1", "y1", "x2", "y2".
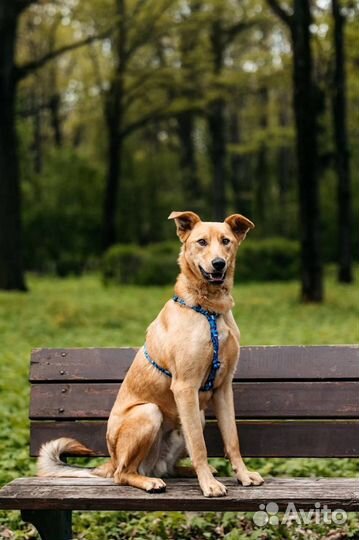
[
  {"x1": 217, "y1": 317, "x2": 230, "y2": 346},
  {"x1": 186, "y1": 314, "x2": 236, "y2": 358},
  {"x1": 164, "y1": 307, "x2": 239, "y2": 390},
  {"x1": 208, "y1": 316, "x2": 239, "y2": 384},
  {"x1": 198, "y1": 319, "x2": 239, "y2": 408}
]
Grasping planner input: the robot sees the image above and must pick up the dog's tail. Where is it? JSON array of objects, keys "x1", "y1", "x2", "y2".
[{"x1": 37, "y1": 437, "x2": 98, "y2": 478}]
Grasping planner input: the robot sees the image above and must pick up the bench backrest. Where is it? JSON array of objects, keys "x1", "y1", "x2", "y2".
[{"x1": 29, "y1": 346, "x2": 359, "y2": 458}]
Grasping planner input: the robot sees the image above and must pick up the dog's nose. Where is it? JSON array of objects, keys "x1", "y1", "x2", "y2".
[{"x1": 212, "y1": 258, "x2": 226, "y2": 271}]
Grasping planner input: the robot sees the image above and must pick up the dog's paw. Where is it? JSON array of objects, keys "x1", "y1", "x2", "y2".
[
  {"x1": 237, "y1": 470, "x2": 264, "y2": 487},
  {"x1": 201, "y1": 478, "x2": 227, "y2": 497},
  {"x1": 145, "y1": 477, "x2": 167, "y2": 493}
]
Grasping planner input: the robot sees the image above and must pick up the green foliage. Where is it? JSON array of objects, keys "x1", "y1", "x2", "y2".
[
  {"x1": 102, "y1": 244, "x2": 148, "y2": 284},
  {"x1": 14, "y1": 0, "x2": 359, "y2": 277},
  {"x1": 0, "y1": 272, "x2": 358, "y2": 538},
  {"x1": 22, "y1": 148, "x2": 103, "y2": 276},
  {"x1": 20, "y1": 136, "x2": 187, "y2": 276},
  {"x1": 140, "y1": 242, "x2": 182, "y2": 284},
  {"x1": 102, "y1": 242, "x2": 179, "y2": 285},
  {"x1": 116, "y1": 140, "x2": 184, "y2": 245},
  {"x1": 102, "y1": 238, "x2": 300, "y2": 285},
  {"x1": 236, "y1": 238, "x2": 300, "y2": 282}
]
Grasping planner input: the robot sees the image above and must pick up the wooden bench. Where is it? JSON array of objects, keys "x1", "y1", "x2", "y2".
[{"x1": 0, "y1": 345, "x2": 358, "y2": 540}]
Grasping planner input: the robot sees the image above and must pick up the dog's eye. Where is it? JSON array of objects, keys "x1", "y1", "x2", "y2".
[
  {"x1": 197, "y1": 239, "x2": 207, "y2": 247},
  {"x1": 222, "y1": 238, "x2": 231, "y2": 245}
]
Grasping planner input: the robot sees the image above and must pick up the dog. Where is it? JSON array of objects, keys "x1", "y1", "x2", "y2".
[{"x1": 38, "y1": 211, "x2": 264, "y2": 497}]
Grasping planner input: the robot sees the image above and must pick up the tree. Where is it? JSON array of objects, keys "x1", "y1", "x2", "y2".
[
  {"x1": 254, "y1": 86, "x2": 269, "y2": 231},
  {"x1": 0, "y1": 1, "x2": 30, "y2": 290},
  {"x1": 175, "y1": 0, "x2": 203, "y2": 210},
  {"x1": 267, "y1": 0, "x2": 324, "y2": 302},
  {"x1": 228, "y1": 95, "x2": 253, "y2": 218},
  {"x1": 17, "y1": 13, "x2": 70, "y2": 161},
  {"x1": 277, "y1": 91, "x2": 293, "y2": 235},
  {"x1": 100, "y1": 0, "x2": 175, "y2": 249},
  {"x1": 207, "y1": 16, "x2": 228, "y2": 220},
  {"x1": 206, "y1": 3, "x2": 256, "y2": 220},
  {"x1": 0, "y1": 0, "x2": 109, "y2": 290},
  {"x1": 331, "y1": 0, "x2": 353, "y2": 283}
]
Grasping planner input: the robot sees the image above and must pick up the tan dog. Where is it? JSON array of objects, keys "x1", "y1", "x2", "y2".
[{"x1": 38, "y1": 211, "x2": 264, "y2": 497}]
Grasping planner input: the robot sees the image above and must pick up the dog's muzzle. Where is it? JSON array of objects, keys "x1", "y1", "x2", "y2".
[{"x1": 199, "y1": 265, "x2": 227, "y2": 285}]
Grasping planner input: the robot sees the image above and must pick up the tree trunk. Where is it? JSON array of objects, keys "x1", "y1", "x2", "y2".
[
  {"x1": 176, "y1": 110, "x2": 202, "y2": 208},
  {"x1": 102, "y1": 85, "x2": 123, "y2": 250},
  {"x1": 291, "y1": 0, "x2": 323, "y2": 302},
  {"x1": 277, "y1": 94, "x2": 292, "y2": 235},
  {"x1": 267, "y1": 0, "x2": 324, "y2": 301},
  {"x1": 49, "y1": 93, "x2": 63, "y2": 147},
  {"x1": 207, "y1": 20, "x2": 227, "y2": 221},
  {"x1": 208, "y1": 98, "x2": 227, "y2": 220},
  {"x1": 176, "y1": 0, "x2": 202, "y2": 211},
  {"x1": 229, "y1": 104, "x2": 252, "y2": 217},
  {"x1": 32, "y1": 91, "x2": 43, "y2": 173},
  {"x1": 101, "y1": 0, "x2": 126, "y2": 251},
  {"x1": 0, "y1": 3, "x2": 27, "y2": 290},
  {"x1": 255, "y1": 86, "x2": 269, "y2": 232},
  {"x1": 332, "y1": 0, "x2": 353, "y2": 283},
  {"x1": 229, "y1": 110, "x2": 240, "y2": 207}
]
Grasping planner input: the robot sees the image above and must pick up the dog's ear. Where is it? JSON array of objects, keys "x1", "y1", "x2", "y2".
[
  {"x1": 168, "y1": 211, "x2": 201, "y2": 242},
  {"x1": 224, "y1": 214, "x2": 255, "y2": 242}
]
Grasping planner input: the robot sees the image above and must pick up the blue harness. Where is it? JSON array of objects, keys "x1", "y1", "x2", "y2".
[{"x1": 143, "y1": 295, "x2": 220, "y2": 392}]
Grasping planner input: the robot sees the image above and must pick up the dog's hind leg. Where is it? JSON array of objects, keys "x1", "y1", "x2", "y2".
[
  {"x1": 170, "y1": 412, "x2": 217, "y2": 477},
  {"x1": 110, "y1": 403, "x2": 166, "y2": 493},
  {"x1": 152, "y1": 428, "x2": 185, "y2": 477}
]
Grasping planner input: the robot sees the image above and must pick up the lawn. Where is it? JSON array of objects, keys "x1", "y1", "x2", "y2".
[{"x1": 0, "y1": 270, "x2": 358, "y2": 539}]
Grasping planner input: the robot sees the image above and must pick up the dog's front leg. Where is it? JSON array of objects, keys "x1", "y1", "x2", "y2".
[
  {"x1": 171, "y1": 381, "x2": 227, "y2": 497},
  {"x1": 213, "y1": 382, "x2": 264, "y2": 486}
]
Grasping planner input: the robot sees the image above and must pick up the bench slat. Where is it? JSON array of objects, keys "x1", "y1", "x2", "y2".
[
  {"x1": 1, "y1": 477, "x2": 357, "y2": 511},
  {"x1": 30, "y1": 346, "x2": 359, "y2": 382},
  {"x1": 30, "y1": 420, "x2": 359, "y2": 457},
  {"x1": 29, "y1": 381, "x2": 359, "y2": 419}
]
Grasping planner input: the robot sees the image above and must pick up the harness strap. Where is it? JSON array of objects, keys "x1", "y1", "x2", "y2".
[
  {"x1": 143, "y1": 295, "x2": 221, "y2": 392},
  {"x1": 143, "y1": 343, "x2": 172, "y2": 378}
]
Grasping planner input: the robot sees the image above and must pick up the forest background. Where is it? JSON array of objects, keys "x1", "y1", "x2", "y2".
[{"x1": 0, "y1": 0, "x2": 358, "y2": 301}]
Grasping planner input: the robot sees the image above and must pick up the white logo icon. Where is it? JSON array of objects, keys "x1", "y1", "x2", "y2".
[
  {"x1": 253, "y1": 501, "x2": 347, "y2": 527},
  {"x1": 253, "y1": 502, "x2": 279, "y2": 526}
]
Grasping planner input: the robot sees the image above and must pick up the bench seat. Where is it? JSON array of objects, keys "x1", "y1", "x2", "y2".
[
  {"x1": 1, "y1": 477, "x2": 358, "y2": 512},
  {"x1": 0, "y1": 345, "x2": 358, "y2": 539}
]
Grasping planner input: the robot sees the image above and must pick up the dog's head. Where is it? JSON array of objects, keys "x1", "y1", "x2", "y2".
[{"x1": 168, "y1": 211, "x2": 255, "y2": 286}]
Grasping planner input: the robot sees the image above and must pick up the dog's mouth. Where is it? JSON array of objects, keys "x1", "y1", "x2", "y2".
[{"x1": 199, "y1": 265, "x2": 226, "y2": 285}]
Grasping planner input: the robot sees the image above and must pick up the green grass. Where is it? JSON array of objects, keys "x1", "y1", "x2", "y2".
[{"x1": 0, "y1": 270, "x2": 358, "y2": 539}]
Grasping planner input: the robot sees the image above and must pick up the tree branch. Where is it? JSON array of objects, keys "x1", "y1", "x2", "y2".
[
  {"x1": 17, "y1": 97, "x2": 54, "y2": 118},
  {"x1": 88, "y1": 43, "x2": 106, "y2": 101},
  {"x1": 266, "y1": 0, "x2": 293, "y2": 27},
  {"x1": 16, "y1": 29, "x2": 112, "y2": 81},
  {"x1": 120, "y1": 106, "x2": 169, "y2": 138},
  {"x1": 125, "y1": 0, "x2": 173, "y2": 61},
  {"x1": 129, "y1": 0, "x2": 150, "y2": 23},
  {"x1": 224, "y1": 21, "x2": 257, "y2": 47},
  {"x1": 122, "y1": 66, "x2": 171, "y2": 110}
]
